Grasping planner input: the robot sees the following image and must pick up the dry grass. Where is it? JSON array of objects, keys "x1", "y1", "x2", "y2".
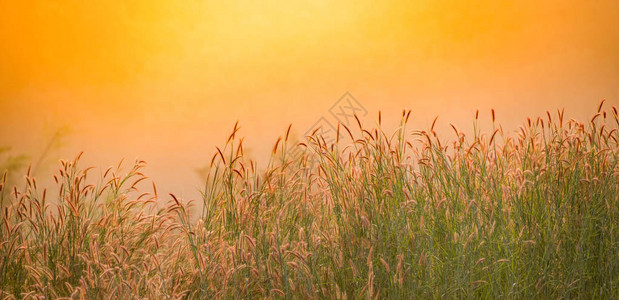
[{"x1": 1, "y1": 102, "x2": 618, "y2": 299}]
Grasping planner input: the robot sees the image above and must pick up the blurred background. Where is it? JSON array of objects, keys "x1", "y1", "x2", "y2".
[{"x1": 1, "y1": 0, "x2": 618, "y2": 200}]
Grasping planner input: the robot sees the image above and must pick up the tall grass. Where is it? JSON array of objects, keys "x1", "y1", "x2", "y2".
[{"x1": 1, "y1": 103, "x2": 618, "y2": 299}]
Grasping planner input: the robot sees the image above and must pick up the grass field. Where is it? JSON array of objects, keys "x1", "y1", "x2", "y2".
[{"x1": 1, "y1": 102, "x2": 618, "y2": 299}]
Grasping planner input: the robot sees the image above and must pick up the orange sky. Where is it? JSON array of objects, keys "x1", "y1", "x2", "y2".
[{"x1": 1, "y1": 1, "x2": 619, "y2": 199}]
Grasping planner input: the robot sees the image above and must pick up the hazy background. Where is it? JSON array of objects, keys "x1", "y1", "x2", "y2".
[{"x1": 1, "y1": 0, "x2": 618, "y2": 200}]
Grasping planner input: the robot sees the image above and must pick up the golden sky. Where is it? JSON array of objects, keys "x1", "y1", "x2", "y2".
[{"x1": 1, "y1": 1, "x2": 619, "y2": 199}]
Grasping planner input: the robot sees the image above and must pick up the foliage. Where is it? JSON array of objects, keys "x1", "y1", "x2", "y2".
[{"x1": 1, "y1": 103, "x2": 618, "y2": 299}]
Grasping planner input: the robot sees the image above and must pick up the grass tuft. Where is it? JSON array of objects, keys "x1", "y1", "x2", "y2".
[{"x1": 1, "y1": 104, "x2": 618, "y2": 299}]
